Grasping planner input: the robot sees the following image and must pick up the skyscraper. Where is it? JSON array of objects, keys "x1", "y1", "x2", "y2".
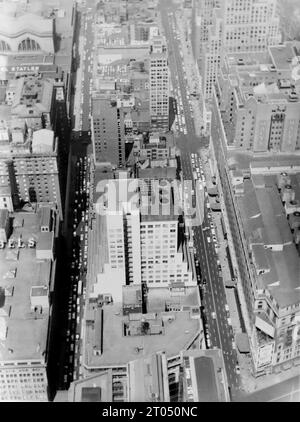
[
  {"x1": 149, "y1": 36, "x2": 170, "y2": 132},
  {"x1": 91, "y1": 96, "x2": 126, "y2": 168},
  {"x1": 199, "y1": 0, "x2": 281, "y2": 99},
  {"x1": 216, "y1": 43, "x2": 300, "y2": 153}
]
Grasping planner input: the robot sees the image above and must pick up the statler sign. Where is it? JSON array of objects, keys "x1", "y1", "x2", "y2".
[{"x1": 0, "y1": 65, "x2": 40, "y2": 73}]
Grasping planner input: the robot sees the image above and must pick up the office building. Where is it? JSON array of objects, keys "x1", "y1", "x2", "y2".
[
  {"x1": 89, "y1": 176, "x2": 195, "y2": 303},
  {"x1": 191, "y1": 0, "x2": 216, "y2": 61},
  {"x1": 138, "y1": 132, "x2": 176, "y2": 162},
  {"x1": 0, "y1": 76, "x2": 70, "y2": 217},
  {"x1": 91, "y1": 97, "x2": 126, "y2": 167},
  {"x1": 216, "y1": 43, "x2": 300, "y2": 153},
  {"x1": 209, "y1": 81, "x2": 300, "y2": 375},
  {"x1": 199, "y1": 0, "x2": 281, "y2": 99},
  {"x1": 149, "y1": 36, "x2": 169, "y2": 132},
  {"x1": 129, "y1": 22, "x2": 159, "y2": 45},
  {"x1": 0, "y1": 206, "x2": 59, "y2": 401}
]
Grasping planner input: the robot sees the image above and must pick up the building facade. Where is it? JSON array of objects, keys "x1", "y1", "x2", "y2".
[
  {"x1": 149, "y1": 36, "x2": 169, "y2": 132},
  {"x1": 209, "y1": 86, "x2": 300, "y2": 376},
  {"x1": 0, "y1": 206, "x2": 59, "y2": 401},
  {"x1": 216, "y1": 44, "x2": 300, "y2": 153},
  {"x1": 0, "y1": 13, "x2": 54, "y2": 56},
  {"x1": 200, "y1": 0, "x2": 281, "y2": 100},
  {"x1": 91, "y1": 97, "x2": 126, "y2": 167},
  {"x1": 0, "y1": 76, "x2": 69, "y2": 217}
]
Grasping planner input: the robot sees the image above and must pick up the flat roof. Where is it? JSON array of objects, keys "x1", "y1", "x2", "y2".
[
  {"x1": 67, "y1": 371, "x2": 113, "y2": 402},
  {"x1": 182, "y1": 349, "x2": 228, "y2": 402},
  {"x1": 237, "y1": 174, "x2": 300, "y2": 307},
  {"x1": 269, "y1": 44, "x2": 296, "y2": 71},
  {"x1": 235, "y1": 333, "x2": 250, "y2": 353},
  {"x1": 128, "y1": 352, "x2": 169, "y2": 402},
  {"x1": 0, "y1": 13, "x2": 53, "y2": 37},
  {"x1": 261, "y1": 245, "x2": 300, "y2": 307},
  {"x1": 138, "y1": 166, "x2": 177, "y2": 180},
  {"x1": 83, "y1": 303, "x2": 199, "y2": 368},
  {"x1": 36, "y1": 231, "x2": 53, "y2": 250},
  {"x1": 194, "y1": 356, "x2": 219, "y2": 402},
  {"x1": 0, "y1": 211, "x2": 52, "y2": 362}
]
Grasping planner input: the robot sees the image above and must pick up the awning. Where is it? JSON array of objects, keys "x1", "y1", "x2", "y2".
[
  {"x1": 225, "y1": 279, "x2": 236, "y2": 288},
  {"x1": 210, "y1": 202, "x2": 221, "y2": 211},
  {"x1": 255, "y1": 314, "x2": 275, "y2": 338},
  {"x1": 236, "y1": 333, "x2": 250, "y2": 353},
  {"x1": 207, "y1": 187, "x2": 218, "y2": 196}
]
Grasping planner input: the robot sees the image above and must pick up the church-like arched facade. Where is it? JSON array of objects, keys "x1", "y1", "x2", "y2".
[{"x1": 0, "y1": 13, "x2": 54, "y2": 54}]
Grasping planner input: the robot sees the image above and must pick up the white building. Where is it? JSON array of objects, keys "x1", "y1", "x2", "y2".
[
  {"x1": 200, "y1": 0, "x2": 281, "y2": 100},
  {"x1": 0, "y1": 13, "x2": 54, "y2": 55},
  {"x1": 90, "y1": 178, "x2": 195, "y2": 303}
]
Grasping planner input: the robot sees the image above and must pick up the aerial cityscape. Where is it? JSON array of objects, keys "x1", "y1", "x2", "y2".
[{"x1": 0, "y1": 0, "x2": 299, "y2": 403}]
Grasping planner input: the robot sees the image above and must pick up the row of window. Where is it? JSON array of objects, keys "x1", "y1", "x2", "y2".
[{"x1": 0, "y1": 38, "x2": 41, "y2": 52}]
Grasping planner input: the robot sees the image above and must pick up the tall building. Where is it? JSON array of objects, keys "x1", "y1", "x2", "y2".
[
  {"x1": 216, "y1": 43, "x2": 300, "y2": 153},
  {"x1": 209, "y1": 77, "x2": 300, "y2": 376},
  {"x1": 191, "y1": 0, "x2": 216, "y2": 61},
  {"x1": 0, "y1": 76, "x2": 70, "y2": 217},
  {"x1": 200, "y1": 0, "x2": 281, "y2": 99},
  {"x1": 149, "y1": 36, "x2": 169, "y2": 132},
  {"x1": 0, "y1": 206, "x2": 59, "y2": 401},
  {"x1": 0, "y1": 0, "x2": 76, "y2": 118},
  {"x1": 91, "y1": 97, "x2": 126, "y2": 168},
  {"x1": 89, "y1": 176, "x2": 195, "y2": 303},
  {"x1": 0, "y1": 11, "x2": 54, "y2": 56}
]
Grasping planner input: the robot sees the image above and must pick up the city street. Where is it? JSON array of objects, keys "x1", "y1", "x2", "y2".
[
  {"x1": 159, "y1": 0, "x2": 242, "y2": 400},
  {"x1": 56, "y1": 0, "x2": 96, "y2": 390}
]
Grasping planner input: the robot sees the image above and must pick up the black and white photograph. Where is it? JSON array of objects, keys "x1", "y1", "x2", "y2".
[{"x1": 0, "y1": 0, "x2": 299, "y2": 405}]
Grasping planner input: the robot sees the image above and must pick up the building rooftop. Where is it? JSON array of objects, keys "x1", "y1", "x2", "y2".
[
  {"x1": 11, "y1": 76, "x2": 53, "y2": 119},
  {"x1": 67, "y1": 371, "x2": 113, "y2": 402},
  {"x1": 83, "y1": 302, "x2": 199, "y2": 369},
  {"x1": 0, "y1": 210, "x2": 55, "y2": 362},
  {"x1": 138, "y1": 166, "x2": 177, "y2": 180},
  {"x1": 36, "y1": 231, "x2": 54, "y2": 251},
  {"x1": 32, "y1": 129, "x2": 55, "y2": 153},
  {"x1": 237, "y1": 174, "x2": 300, "y2": 308},
  {"x1": 269, "y1": 43, "x2": 298, "y2": 71},
  {"x1": 0, "y1": 13, "x2": 53, "y2": 38},
  {"x1": 128, "y1": 352, "x2": 170, "y2": 402},
  {"x1": 182, "y1": 349, "x2": 228, "y2": 402}
]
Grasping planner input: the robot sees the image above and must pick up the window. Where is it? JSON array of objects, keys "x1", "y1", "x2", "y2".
[
  {"x1": 0, "y1": 40, "x2": 11, "y2": 51},
  {"x1": 18, "y1": 38, "x2": 41, "y2": 51}
]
